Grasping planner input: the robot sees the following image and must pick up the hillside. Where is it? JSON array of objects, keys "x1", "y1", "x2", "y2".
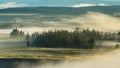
[
  {"x1": 0, "y1": 6, "x2": 120, "y2": 15},
  {"x1": 0, "y1": 6, "x2": 119, "y2": 32}
]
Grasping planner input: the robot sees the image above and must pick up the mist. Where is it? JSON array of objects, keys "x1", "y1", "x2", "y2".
[
  {"x1": 0, "y1": 12, "x2": 120, "y2": 35},
  {"x1": 12, "y1": 12, "x2": 120, "y2": 68},
  {"x1": 0, "y1": 5, "x2": 120, "y2": 68},
  {"x1": 60, "y1": 12, "x2": 120, "y2": 32},
  {"x1": 40, "y1": 12, "x2": 120, "y2": 32},
  {"x1": 0, "y1": 12, "x2": 119, "y2": 48},
  {"x1": 16, "y1": 49, "x2": 120, "y2": 68},
  {"x1": 12, "y1": 12, "x2": 120, "y2": 33}
]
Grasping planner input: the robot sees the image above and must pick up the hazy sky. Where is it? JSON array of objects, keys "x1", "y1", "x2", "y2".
[{"x1": 0, "y1": 0, "x2": 120, "y2": 8}]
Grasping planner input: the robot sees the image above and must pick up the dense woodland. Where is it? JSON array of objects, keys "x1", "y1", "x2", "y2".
[
  {"x1": 25, "y1": 28, "x2": 95, "y2": 49},
  {"x1": 25, "y1": 28, "x2": 120, "y2": 49},
  {"x1": 10, "y1": 28, "x2": 120, "y2": 49}
]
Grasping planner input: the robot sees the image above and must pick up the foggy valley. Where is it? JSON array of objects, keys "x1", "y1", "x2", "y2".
[{"x1": 0, "y1": 6, "x2": 119, "y2": 68}]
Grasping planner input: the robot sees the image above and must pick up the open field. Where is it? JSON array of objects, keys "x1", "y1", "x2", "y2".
[
  {"x1": 0, "y1": 47, "x2": 116, "y2": 60},
  {"x1": 0, "y1": 34, "x2": 118, "y2": 60}
]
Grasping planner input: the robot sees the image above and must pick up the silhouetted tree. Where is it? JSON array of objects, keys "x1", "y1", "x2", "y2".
[{"x1": 10, "y1": 29, "x2": 25, "y2": 37}]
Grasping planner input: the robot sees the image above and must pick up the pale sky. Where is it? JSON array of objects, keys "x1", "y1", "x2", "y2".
[{"x1": 0, "y1": 0, "x2": 119, "y2": 8}]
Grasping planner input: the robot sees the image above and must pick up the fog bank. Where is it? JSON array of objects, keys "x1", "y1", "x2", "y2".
[{"x1": 17, "y1": 49, "x2": 120, "y2": 68}]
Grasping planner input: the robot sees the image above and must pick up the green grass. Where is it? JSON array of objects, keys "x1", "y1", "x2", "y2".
[{"x1": 0, "y1": 47, "x2": 116, "y2": 60}]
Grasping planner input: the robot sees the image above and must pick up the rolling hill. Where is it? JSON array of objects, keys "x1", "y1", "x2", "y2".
[{"x1": 0, "y1": 6, "x2": 119, "y2": 15}]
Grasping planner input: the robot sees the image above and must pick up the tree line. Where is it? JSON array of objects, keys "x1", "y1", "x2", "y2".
[
  {"x1": 10, "y1": 28, "x2": 120, "y2": 49},
  {"x1": 26, "y1": 28, "x2": 95, "y2": 49}
]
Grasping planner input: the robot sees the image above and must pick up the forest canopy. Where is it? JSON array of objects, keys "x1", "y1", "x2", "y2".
[
  {"x1": 10, "y1": 28, "x2": 120, "y2": 49},
  {"x1": 26, "y1": 28, "x2": 96, "y2": 49}
]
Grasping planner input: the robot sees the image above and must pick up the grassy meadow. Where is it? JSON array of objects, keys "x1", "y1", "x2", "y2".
[{"x1": 0, "y1": 47, "x2": 116, "y2": 60}]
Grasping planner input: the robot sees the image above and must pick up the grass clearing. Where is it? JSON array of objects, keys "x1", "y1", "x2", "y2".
[{"x1": 0, "y1": 47, "x2": 116, "y2": 60}]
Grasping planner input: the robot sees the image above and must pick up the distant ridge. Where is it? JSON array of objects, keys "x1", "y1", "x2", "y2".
[{"x1": 0, "y1": 6, "x2": 120, "y2": 15}]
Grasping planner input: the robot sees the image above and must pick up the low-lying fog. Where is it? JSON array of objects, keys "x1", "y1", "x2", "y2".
[
  {"x1": 16, "y1": 49, "x2": 120, "y2": 68},
  {"x1": 0, "y1": 12, "x2": 119, "y2": 68},
  {"x1": 11, "y1": 12, "x2": 120, "y2": 32},
  {"x1": 0, "y1": 12, "x2": 119, "y2": 48},
  {"x1": 0, "y1": 12, "x2": 120, "y2": 34}
]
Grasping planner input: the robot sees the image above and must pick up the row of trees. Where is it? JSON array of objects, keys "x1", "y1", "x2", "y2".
[
  {"x1": 10, "y1": 28, "x2": 120, "y2": 49},
  {"x1": 82, "y1": 28, "x2": 117, "y2": 40},
  {"x1": 26, "y1": 28, "x2": 120, "y2": 49},
  {"x1": 26, "y1": 28, "x2": 95, "y2": 49}
]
